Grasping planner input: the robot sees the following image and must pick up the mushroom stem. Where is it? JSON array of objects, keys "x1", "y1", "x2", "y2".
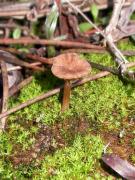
[{"x1": 62, "y1": 80, "x2": 71, "y2": 112}]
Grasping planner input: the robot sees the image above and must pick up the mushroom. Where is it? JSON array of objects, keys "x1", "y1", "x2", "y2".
[{"x1": 51, "y1": 53, "x2": 91, "y2": 111}]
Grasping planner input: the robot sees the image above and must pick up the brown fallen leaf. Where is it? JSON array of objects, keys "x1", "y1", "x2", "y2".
[{"x1": 102, "y1": 153, "x2": 135, "y2": 180}]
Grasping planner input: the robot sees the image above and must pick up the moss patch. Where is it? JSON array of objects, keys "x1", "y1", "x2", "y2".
[{"x1": 0, "y1": 40, "x2": 135, "y2": 179}]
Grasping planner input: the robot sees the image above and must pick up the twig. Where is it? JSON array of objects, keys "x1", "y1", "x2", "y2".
[
  {"x1": 2, "y1": 47, "x2": 135, "y2": 59},
  {"x1": 3, "y1": 47, "x2": 135, "y2": 74},
  {"x1": 0, "y1": 50, "x2": 44, "y2": 71},
  {"x1": 71, "y1": 0, "x2": 132, "y2": 10},
  {"x1": 0, "y1": 1, "x2": 33, "y2": 11},
  {"x1": 105, "y1": 0, "x2": 126, "y2": 35},
  {"x1": 0, "y1": 48, "x2": 53, "y2": 65},
  {"x1": 89, "y1": 60, "x2": 135, "y2": 75},
  {"x1": 108, "y1": 1, "x2": 135, "y2": 41},
  {"x1": 65, "y1": 0, "x2": 128, "y2": 65},
  {"x1": 0, "y1": 0, "x2": 131, "y2": 18},
  {"x1": 9, "y1": 76, "x2": 33, "y2": 97},
  {"x1": 0, "y1": 60, "x2": 9, "y2": 130},
  {"x1": 24, "y1": 54, "x2": 53, "y2": 65},
  {"x1": 0, "y1": 71, "x2": 110, "y2": 119},
  {"x1": 112, "y1": 22, "x2": 135, "y2": 42},
  {"x1": 4, "y1": 65, "x2": 22, "y2": 72},
  {"x1": 89, "y1": 61, "x2": 118, "y2": 75},
  {"x1": 0, "y1": 10, "x2": 49, "y2": 21},
  {"x1": 0, "y1": 62, "x2": 42, "y2": 74},
  {"x1": 62, "y1": 49, "x2": 135, "y2": 57},
  {"x1": 126, "y1": 62, "x2": 135, "y2": 68},
  {"x1": 122, "y1": 50, "x2": 135, "y2": 57},
  {"x1": 0, "y1": 38, "x2": 104, "y2": 50},
  {"x1": 1, "y1": 59, "x2": 135, "y2": 119}
]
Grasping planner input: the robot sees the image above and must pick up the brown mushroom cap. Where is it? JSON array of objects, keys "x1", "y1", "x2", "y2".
[{"x1": 51, "y1": 53, "x2": 91, "y2": 80}]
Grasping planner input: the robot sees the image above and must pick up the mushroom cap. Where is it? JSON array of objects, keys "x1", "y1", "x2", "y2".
[{"x1": 51, "y1": 53, "x2": 91, "y2": 80}]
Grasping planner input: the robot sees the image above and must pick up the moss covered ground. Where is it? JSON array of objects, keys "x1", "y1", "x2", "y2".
[{"x1": 0, "y1": 40, "x2": 135, "y2": 179}]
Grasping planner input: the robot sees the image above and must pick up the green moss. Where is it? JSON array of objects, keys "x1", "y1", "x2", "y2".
[
  {"x1": 33, "y1": 135, "x2": 104, "y2": 180},
  {"x1": 8, "y1": 72, "x2": 61, "y2": 124},
  {"x1": 1, "y1": 40, "x2": 135, "y2": 179},
  {"x1": 8, "y1": 51, "x2": 132, "y2": 128}
]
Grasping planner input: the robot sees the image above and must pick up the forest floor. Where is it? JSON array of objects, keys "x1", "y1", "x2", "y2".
[{"x1": 0, "y1": 40, "x2": 135, "y2": 179}]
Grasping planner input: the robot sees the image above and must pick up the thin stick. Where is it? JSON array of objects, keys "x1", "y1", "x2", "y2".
[
  {"x1": 3, "y1": 47, "x2": 135, "y2": 74},
  {"x1": 0, "y1": 0, "x2": 131, "y2": 17},
  {"x1": 0, "y1": 38, "x2": 104, "y2": 50},
  {"x1": 65, "y1": 0, "x2": 127, "y2": 64},
  {"x1": 0, "y1": 71, "x2": 110, "y2": 119},
  {"x1": 0, "y1": 50, "x2": 44, "y2": 71},
  {"x1": 0, "y1": 9, "x2": 49, "y2": 18},
  {"x1": 62, "y1": 49, "x2": 135, "y2": 57},
  {"x1": 9, "y1": 76, "x2": 33, "y2": 97},
  {"x1": 89, "y1": 61, "x2": 135, "y2": 75},
  {"x1": 0, "y1": 48, "x2": 50, "y2": 65},
  {"x1": 25, "y1": 54, "x2": 53, "y2": 65},
  {"x1": 0, "y1": 62, "x2": 42, "y2": 74},
  {"x1": 62, "y1": 48, "x2": 106, "y2": 54},
  {"x1": 1, "y1": 60, "x2": 135, "y2": 119},
  {"x1": 0, "y1": 60, "x2": 9, "y2": 130}
]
